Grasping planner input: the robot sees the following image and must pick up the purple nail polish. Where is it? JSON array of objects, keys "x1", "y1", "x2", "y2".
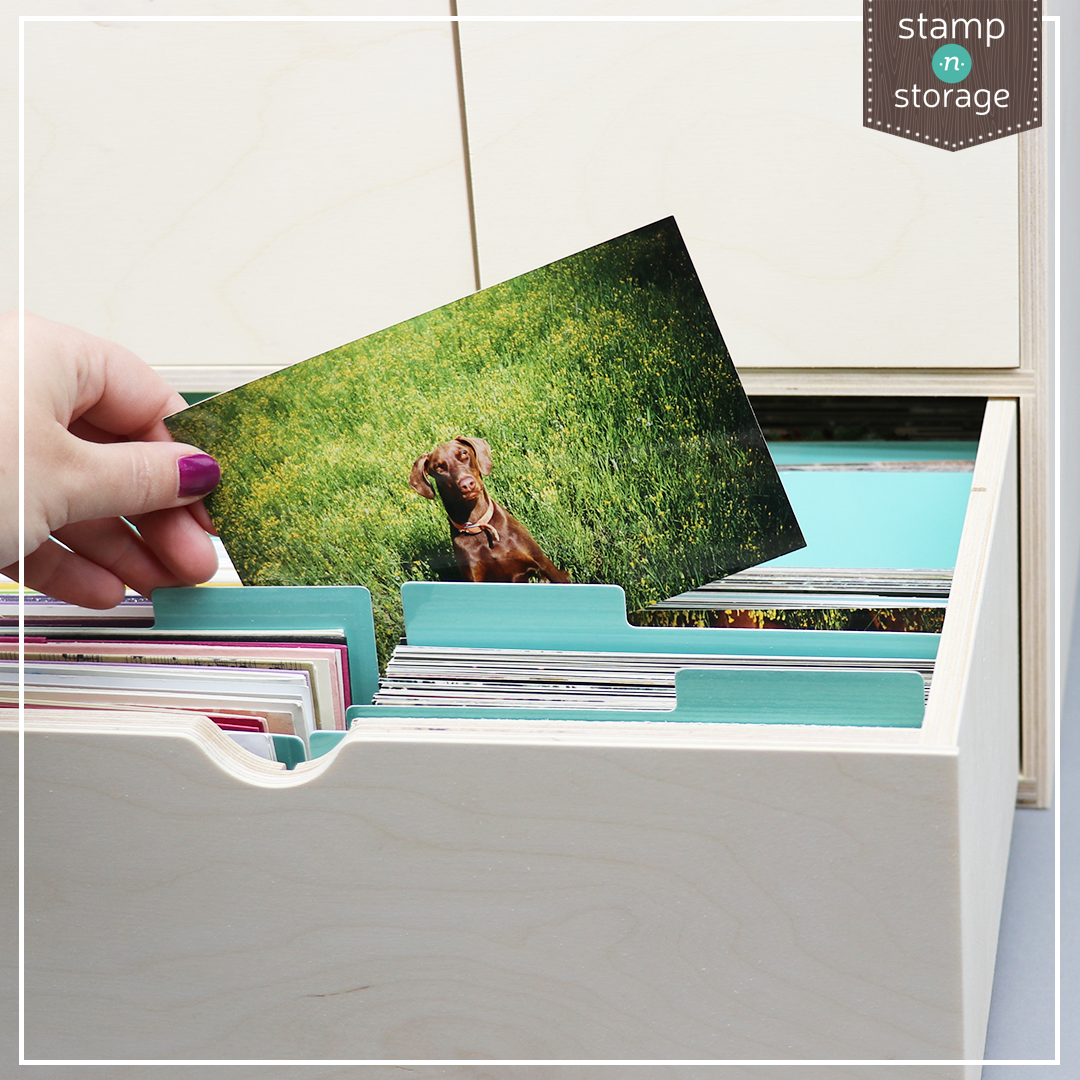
[{"x1": 178, "y1": 453, "x2": 221, "y2": 498}]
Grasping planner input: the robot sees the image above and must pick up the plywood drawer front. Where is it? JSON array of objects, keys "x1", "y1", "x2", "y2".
[
  {"x1": 922, "y1": 398, "x2": 1021, "y2": 1057},
  {"x1": 457, "y1": 16, "x2": 1020, "y2": 370},
  {"x1": 19, "y1": 724, "x2": 964, "y2": 1061}
]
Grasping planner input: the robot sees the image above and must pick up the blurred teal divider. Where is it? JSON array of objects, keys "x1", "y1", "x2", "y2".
[
  {"x1": 400, "y1": 582, "x2": 939, "y2": 660},
  {"x1": 767, "y1": 440, "x2": 978, "y2": 465},
  {"x1": 270, "y1": 733, "x2": 307, "y2": 769},
  {"x1": 150, "y1": 586, "x2": 380, "y2": 706},
  {"x1": 310, "y1": 731, "x2": 346, "y2": 759},
  {"x1": 769, "y1": 471, "x2": 972, "y2": 570}
]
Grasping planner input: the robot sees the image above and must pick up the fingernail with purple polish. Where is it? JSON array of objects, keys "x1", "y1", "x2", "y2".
[{"x1": 178, "y1": 454, "x2": 221, "y2": 498}]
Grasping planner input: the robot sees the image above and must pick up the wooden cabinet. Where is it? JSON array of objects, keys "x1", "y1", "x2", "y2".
[
  {"x1": 20, "y1": 16, "x2": 476, "y2": 378},
  {"x1": 10, "y1": 9, "x2": 1055, "y2": 1073},
  {"x1": 457, "y1": 17, "x2": 1022, "y2": 371}
]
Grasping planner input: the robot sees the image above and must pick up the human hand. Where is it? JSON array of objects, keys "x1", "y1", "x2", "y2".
[{"x1": 1, "y1": 311, "x2": 221, "y2": 607}]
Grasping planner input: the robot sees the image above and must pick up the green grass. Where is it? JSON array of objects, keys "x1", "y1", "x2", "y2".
[{"x1": 168, "y1": 220, "x2": 803, "y2": 665}]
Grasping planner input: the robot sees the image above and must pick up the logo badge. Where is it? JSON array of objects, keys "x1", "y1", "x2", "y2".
[{"x1": 864, "y1": 0, "x2": 1041, "y2": 151}]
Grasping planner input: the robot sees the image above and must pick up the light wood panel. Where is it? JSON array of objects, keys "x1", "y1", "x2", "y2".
[
  {"x1": 461, "y1": 0, "x2": 862, "y2": 12},
  {"x1": 21, "y1": 14, "x2": 474, "y2": 371},
  {"x1": 155, "y1": 364, "x2": 1042, "y2": 397},
  {"x1": 21, "y1": 713, "x2": 966, "y2": 1061},
  {"x1": 921, "y1": 400, "x2": 1021, "y2": 1054},
  {"x1": 1017, "y1": 124, "x2": 1053, "y2": 808},
  {"x1": 456, "y1": 16, "x2": 1019, "y2": 369},
  {"x1": 1019, "y1": 383, "x2": 1053, "y2": 807},
  {"x1": 740, "y1": 368, "x2": 1037, "y2": 397}
]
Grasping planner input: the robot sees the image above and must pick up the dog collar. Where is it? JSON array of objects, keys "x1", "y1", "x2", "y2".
[{"x1": 450, "y1": 499, "x2": 500, "y2": 544}]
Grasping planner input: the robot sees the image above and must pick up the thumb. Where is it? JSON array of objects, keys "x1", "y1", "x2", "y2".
[{"x1": 61, "y1": 437, "x2": 221, "y2": 525}]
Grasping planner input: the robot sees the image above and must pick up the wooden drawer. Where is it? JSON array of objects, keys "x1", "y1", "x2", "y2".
[{"x1": 8, "y1": 399, "x2": 1019, "y2": 1065}]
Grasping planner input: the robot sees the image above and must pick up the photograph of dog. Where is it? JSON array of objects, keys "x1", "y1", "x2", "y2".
[
  {"x1": 409, "y1": 436, "x2": 570, "y2": 583},
  {"x1": 168, "y1": 217, "x2": 805, "y2": 664}
]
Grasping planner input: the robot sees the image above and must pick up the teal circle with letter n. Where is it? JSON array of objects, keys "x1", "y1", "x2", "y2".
[{"x1": 932, "y1": 43, "x2": 973, "y2": 84}]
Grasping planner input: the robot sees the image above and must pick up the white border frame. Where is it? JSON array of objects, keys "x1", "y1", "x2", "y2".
[{"x1": 14, "y1": 10, "x2": 1062, "y2": 1071}]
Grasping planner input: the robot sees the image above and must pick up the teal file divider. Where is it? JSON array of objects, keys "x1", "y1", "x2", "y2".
[
  {"x1": 767, "y1": 440, "x2": 978, "y2": 465},
  {"x1": 270, "y1": 733, "x2": 306, "y2": 769},
  {"x1": 334, "y1": 667, "x2": 925, "y2": 748},
  {"x1": 400, "y1": 582, "x2": 939, "y2": 660},
  {"x1": 769, "y1": 471, "x2": 973, "y2": 570},
  {"x1": 310, "y1": 731, "x2": 346, "y2": 758},
  {"x1": 150, "y1": 586, "x2": 380, "y2": 706}
]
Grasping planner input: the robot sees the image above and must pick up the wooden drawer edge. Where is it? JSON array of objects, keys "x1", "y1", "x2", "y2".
[{"x1": 921, "y1": 399, "x2": 1019, "y2": 749}]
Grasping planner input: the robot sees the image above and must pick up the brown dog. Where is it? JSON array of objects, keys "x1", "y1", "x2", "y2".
[{"x1": 409, "y1": 437, "x2": 570, "y2": 584}]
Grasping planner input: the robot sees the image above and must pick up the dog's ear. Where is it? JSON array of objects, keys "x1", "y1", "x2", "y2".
[
  {"x1": 456, "y1": 437, "x2": 492, "y2": 476},
  {"x1": 408, "y1": 455, "x2": 437, "y2": 498}
]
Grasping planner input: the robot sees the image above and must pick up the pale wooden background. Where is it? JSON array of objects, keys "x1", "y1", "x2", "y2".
[{"x1": 19, "y1": 7, "x2": 1018, "y2": 379}]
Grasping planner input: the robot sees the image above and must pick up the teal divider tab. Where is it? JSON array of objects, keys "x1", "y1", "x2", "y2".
[
  {"x1": 310, "y1": 730, "x2": 345, "y2": 759},
  {"x1": 769, "y1": 471, "x2": 972, "y2": 570},
  {"x1": 401, "y1": 582, "x2": 938, "y2": 660},
  {"x1": 767, "y1": 440, "x2": 978, "y2": 464},
  {"x1": 346, "y1": 667, "x2": 925, "y2": 728},
  {"x1": 150, "y1": 586, "x2": 380, "y2": 706},
  {"x1": 270, "y1": 733, "x2": 307, "y2": 769}
]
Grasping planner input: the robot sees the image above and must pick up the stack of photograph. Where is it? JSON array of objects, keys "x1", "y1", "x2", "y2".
[
  {"x1": 373, "y1": 643, "x2": 937, "y2": 712},
  {"x1": 632, "y1": 440, "x2": 976, "y2": 634},
  {"x1": 2, "y1": 541, "x2": 358, "y2": 770},
  {"x1": 635, "y1": 566, "x2": 952, "y2": 633}
]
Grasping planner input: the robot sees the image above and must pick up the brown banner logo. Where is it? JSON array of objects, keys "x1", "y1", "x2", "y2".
[{"x1": 865, "y1": 0, "x2": 1041, "y2": 150}]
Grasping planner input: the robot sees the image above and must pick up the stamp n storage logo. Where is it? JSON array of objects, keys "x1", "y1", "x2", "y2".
[{"x1": 865, "y1": 0, "x2": 1041, "y2": 150}]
